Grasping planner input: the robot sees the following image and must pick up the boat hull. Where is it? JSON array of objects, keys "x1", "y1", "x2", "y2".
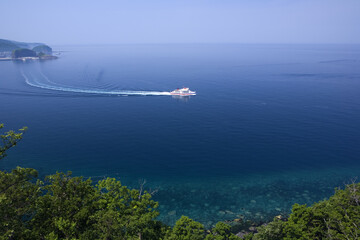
[{"x1": 170, "y1": 93, "x2": 196, "y2": 96}]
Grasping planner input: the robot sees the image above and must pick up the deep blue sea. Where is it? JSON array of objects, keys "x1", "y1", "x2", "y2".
[{"x1": 1, "y1": 44, "x2": 360, "y2": 226}]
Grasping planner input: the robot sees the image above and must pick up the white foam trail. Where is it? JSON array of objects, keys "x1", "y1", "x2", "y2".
[
  {"x1": 39, "y1": 70, "x2": 63, "y2": 86},
  {"x1": 21, "y1": 70, "x2": 171, "y2": 96}
]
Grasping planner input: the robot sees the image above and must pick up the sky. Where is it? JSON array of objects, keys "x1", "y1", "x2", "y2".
[{"x1": 1, "y1": 0, "x2": 360, "y2": 45}]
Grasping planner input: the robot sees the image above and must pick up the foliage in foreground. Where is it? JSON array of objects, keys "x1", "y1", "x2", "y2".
[
  {"x1": 1, "y1": 124, "x2": 360, "y2": 239},
  {"x1": 0, "y1": 168, "x2": 160, "y2": 240},
  {"x1": 2, "y1": 167, "x2": 360, "y2": 240},
  {"x1": 0, "y1": 124, "x2": 27, "y2": 159},
  {"x1": 250, "y1": 182, "x2": 360, "y2": 240},
  {"x1": 0, "y1": 168, "x2": 242, "y2": 240}
]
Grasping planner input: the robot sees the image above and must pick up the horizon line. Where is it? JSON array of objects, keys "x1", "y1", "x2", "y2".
[{"x1": 49, "y1": 42, "x2": 360, "y2": 46}]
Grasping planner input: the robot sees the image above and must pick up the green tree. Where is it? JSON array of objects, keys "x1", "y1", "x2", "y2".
[
  {"x1": 141, "y1": 220, "x2": 169, "y2": 240},
  {"x1": 205, "y1": 222, "x2": 240, "y2": 240},
  {"x1": 165, "y1": 216, "x2": 205, "y2": 240},
  {"x1": 0, "y1": 123, "x2": 27, "y2": 159},
  {"x1": 284, "y1": 183, "x2": 360, "y2": 240},
  {"x1": 0, "y1": 167, "x2": 40, "y2": 240},
  {"x1": 30, "y1": 171, "x2": 98, "y2": 239},
  {"x1": 252, "y1": 218, "x2": 285, "y2": 240},
  {"x1": 92, "y1": 177, "x2": 160, "y2": 240},
  {"x1": 30, "y1": 174, "x2": 160, "y2": 240}
]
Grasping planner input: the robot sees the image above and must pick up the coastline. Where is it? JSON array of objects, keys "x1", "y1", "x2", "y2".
[
  {"x1": 0, "y1": 57, "x2": 12, "y2": 61},
  {"x1": 0, "y1": 56, "x2": 58, "y2": 62}
]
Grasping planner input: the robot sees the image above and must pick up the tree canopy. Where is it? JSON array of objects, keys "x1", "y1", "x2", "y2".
[{"x1": 250, "y1": 182, "x2": 360, "y2": 240}]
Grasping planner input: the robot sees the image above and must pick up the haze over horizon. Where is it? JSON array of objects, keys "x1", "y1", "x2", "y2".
[{"x1": 1, "y1": 0, "x2": 360, "y2": 45}]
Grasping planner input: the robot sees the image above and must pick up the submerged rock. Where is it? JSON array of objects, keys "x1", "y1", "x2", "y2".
[
  {"x1": 218, "y1": 210, "x2": 226, "y2": 216},
  {"x1": 168, "y1": 210, "x2": 176, "y2": 216},
  {"x1": 225, "y1": 210, "x2": 234, "y2": 215}
]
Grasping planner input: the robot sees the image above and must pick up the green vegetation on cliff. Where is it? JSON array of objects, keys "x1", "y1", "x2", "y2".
[
  {"x1": 11, "y1": 48, "x2": 37, "y2": 58},
  {"x1": 0, "y1": 39, "x2": 44, "y2": 52},
  {"x1": 33, "y1": 45, "x2": 52, "y2": 55},
  {"x1": 252, "y1": 182, "x2": 360, "y2": 240},
  {"x1": 0, "y1": 39, "x2": 20, "y2": 52},
  {"x1": 1, "y1": 124, "x2": 359, "y2": 240}
]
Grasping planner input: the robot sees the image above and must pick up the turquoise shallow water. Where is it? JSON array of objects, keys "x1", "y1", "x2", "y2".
[{"x1": 1, "y1": 44, "x2": 360, "y2": 227}]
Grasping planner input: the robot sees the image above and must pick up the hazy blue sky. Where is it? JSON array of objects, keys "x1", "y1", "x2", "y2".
[{"x1": 1, "y1": 0, "x2": 360, "y2": 45}]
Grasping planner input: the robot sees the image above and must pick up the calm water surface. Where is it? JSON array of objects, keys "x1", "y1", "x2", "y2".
[{"x1": 1, "y1": 44, "x2": 360, "y2": 226}]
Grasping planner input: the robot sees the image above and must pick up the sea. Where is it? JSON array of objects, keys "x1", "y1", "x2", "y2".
[{"x1": 1, "y1": 44, "x2": 360, "y2": 227}]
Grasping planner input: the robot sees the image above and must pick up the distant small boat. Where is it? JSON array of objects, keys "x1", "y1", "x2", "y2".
[{"x1": 170, "y1": 87, "x2": 196, "y2": 96}]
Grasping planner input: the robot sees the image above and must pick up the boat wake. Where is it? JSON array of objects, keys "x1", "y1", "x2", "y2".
[{"x1": 21, "y1": 70, "x2": 171, "y2": 96}]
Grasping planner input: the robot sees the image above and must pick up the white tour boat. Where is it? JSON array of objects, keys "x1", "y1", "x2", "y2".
[{"x1": 170, "y1": 87, "x2": 196, "y2": 96}]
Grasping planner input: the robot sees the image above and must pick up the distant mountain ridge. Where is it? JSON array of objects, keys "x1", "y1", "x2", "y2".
[{"x1": 0, "y1": 39, "x2": 45, "y2": 52}]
